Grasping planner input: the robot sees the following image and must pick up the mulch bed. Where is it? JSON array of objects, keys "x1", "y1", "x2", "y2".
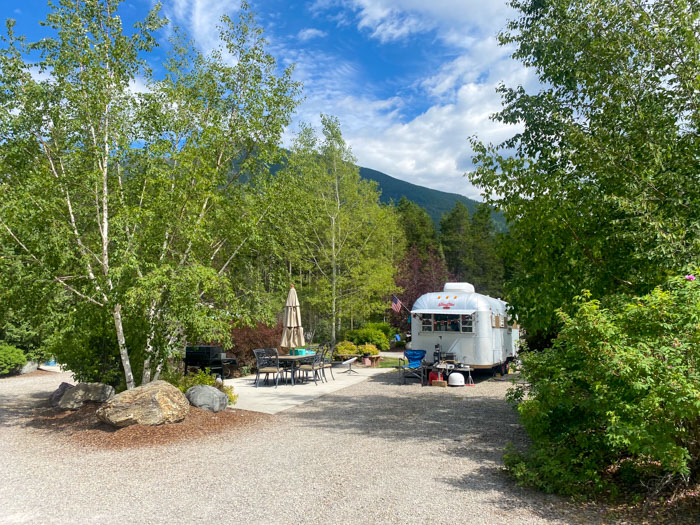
[{"x1": 29, "y1": 403, "x2": 272, "y2": 450}]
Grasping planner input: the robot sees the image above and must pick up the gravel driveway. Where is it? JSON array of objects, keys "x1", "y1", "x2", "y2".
[{"x1": 0, "y1": 370, "x2": 604, "y2": 525}]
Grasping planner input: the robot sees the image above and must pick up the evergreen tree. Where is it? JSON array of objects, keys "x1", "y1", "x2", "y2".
[
  {"x1": 439, "y1": 202, "x2": 474, "y2": 281},
  {"x1": 396, "y1": 197, "x2": 442, "y2": 258}
]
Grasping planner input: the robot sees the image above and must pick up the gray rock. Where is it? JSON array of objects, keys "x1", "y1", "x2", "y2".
[
  {"x1": 49, "y1": 382, "x2": 74, "y2": 407},
  {"x1": 96, "y1": 380, "x2": 189, "y2": 427},
  {"x1": 20, "y1": 361, "x2": 38, "y2": 374},
  {"x1": 58, "y1": 382, "x2": 115, "y2": 410},
  {"x1": 185, "y1": 385, "x2": 229, "y2": 413}
]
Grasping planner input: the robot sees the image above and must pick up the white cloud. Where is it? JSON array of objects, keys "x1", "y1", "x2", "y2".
[
  {"x1": 297, "y1": 0, "x2": 531, "y2": 199},
  {"x1": 311, "y1": 0, "x2": 513, "y2": 46},
  {"x1": 161, "y1": 0, "x2": 239, "y2": 54},
  {"x1": 157, "y1": 0, "x2": 535, "y2": 199},
  {"x1": 129, "y1": 76, "x2": 151, "y2": 94},
  {"x1": 297, "y1": 28, "x2": 327, "y2": 41},
  {"x1": 345, "y1": 60, "x2": 533, "y2": 200}
]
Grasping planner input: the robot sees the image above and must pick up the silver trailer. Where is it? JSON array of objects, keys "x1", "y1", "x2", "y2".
[{"x1": 410, "y1": 282, "x2": 519, "y2": 370}]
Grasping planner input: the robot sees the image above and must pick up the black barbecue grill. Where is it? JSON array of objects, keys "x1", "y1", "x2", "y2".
[{"x1": 184, "y1": 345, "x2": 237, "y2": 379}]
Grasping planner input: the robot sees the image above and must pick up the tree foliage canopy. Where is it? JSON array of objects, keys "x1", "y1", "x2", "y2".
[
  {"x1": 471, "y1": 0, "x2": 700, "y2": 498},
  {"x1": 0, "y1": 0, "x2": 301, "y2": 388},
  {"x1": 471, "y1": 0, "x2": 700, "y2": 338},
  {"x1": 278, "y1": 116, "x2": 404, "y2": 342}
]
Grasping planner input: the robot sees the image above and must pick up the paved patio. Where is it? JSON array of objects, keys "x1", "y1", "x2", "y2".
[{"x1": 225, "y1": 365, "x2": 393, "y2": 414}]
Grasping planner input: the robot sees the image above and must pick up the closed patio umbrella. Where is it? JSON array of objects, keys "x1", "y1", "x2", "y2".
[{"x1": 280, "y1": 285, "x2": 305, "y2": 349}]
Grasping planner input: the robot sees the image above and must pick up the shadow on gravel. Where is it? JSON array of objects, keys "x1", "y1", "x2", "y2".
[
  {"x1": 286, "y1": 371, "x2": 604, "y2": 523},
  {"x1": 0, "y1": 390, "x2": 51, "y2": 426},
  {"x1": 438, "y1": 466, "x2": 605, "y2": 523},
  {"x1": 290, "y1": 371, "x2": 521, "y2": 449}
]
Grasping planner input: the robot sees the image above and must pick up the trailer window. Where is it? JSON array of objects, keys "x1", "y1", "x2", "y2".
[
  {"x1": 421, "y1": 315, "x2": 433, "y2": 332},
  {"x1": 433, "y1": 314, "x2": 460, "y2": 332},
  {"x1": 461, "y1": 314, "x2": 473, "y2": 333}
]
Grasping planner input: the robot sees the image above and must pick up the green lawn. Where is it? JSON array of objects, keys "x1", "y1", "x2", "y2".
[{"x1": 379, "y1": 357, "x2": 402, "y2": 368}]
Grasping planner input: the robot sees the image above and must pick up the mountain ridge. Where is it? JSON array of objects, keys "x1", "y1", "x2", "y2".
[{"x1": 358, "y1": 166, "x2": 505, "y2": 229}]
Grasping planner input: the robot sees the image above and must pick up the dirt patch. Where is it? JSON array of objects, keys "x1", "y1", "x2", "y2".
[
  {"x1": 28, "y1": 403, "x2": 272, "y2": 449},
  {"x1": 606, "y1": 487, "x2": 700, "y2": 524},
  {"x1": 3, "y1": 369, "x2": 57, "y2": 379}
]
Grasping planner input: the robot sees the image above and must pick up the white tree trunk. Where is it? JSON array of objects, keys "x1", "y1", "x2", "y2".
[
  {"x1": 330, "y1": 214, "x2": 337, "y2": 345},
  {"x1": 112, "y1": 303, "x2": 135, "y2": 389}
]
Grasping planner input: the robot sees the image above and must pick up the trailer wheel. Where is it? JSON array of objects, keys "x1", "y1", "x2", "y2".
[{"x1": 492, "y1": 362, "x2": 508, "y2": 376}]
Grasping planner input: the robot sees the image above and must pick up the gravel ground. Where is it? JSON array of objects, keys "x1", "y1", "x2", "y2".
[{"x1": 0, "y1": 369, "x2": 606, "y2": 525}]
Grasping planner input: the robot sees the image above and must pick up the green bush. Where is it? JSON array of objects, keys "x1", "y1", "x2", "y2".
[
  {"x1": 161, "y1": 368, "x2": 237, "y2": 405},
  {"x1": 363, "y1": 322, "x2": 396, "y2": 339},
  {"x1": 0, "y1": 343, "x2": 26, "y2": 375},
  {"x1": 505, "y1": 274, "x2": 700, "y2": 497},
  {"x1": 358, "y1": 344, "x2": 379, "y2": 356},
  {"x1": 333, "y1": 341, "x2": 358, "y2": 358},
  {"x1": 345, "y1": 328, "x2": 389, "y2": 351}
]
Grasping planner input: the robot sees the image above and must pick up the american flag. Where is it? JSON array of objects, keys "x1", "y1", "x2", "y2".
[{"x1": 391, "y1": 295, "x2": 402, "y2": 313}]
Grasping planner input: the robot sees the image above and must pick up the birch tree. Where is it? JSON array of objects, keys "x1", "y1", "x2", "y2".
[
  {"x1": 280, "y1": 116, "x2": 403, "y2": 343},
  {"x1": 0, "y1": 0, "x2": 300, "y2": 388}
]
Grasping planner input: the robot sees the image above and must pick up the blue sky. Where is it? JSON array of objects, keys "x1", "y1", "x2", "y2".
[{"x1": 3, "y1": 0, "x2": 538, "y2": 199}]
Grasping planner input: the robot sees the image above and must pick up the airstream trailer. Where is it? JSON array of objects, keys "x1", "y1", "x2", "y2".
[{"x1": 410, "y1": 283, "x2": 519, "y2": 371}]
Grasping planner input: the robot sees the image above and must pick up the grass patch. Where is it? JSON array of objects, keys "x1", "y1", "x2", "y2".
[{"x1": 379, "y1": 357, "x2": 402, "y2": 368}]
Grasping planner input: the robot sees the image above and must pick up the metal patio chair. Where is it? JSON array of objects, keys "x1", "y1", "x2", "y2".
[
  {"x1": 298, "y1": 349, "x2": 325, "y2": 385},
  {"x1": 253, "y1": 348, "x2": 283, "y2": 388},
  {"x1": 399, "y1": 349, "x2": 426, "y2": 384},
  {"x1": 319, "y1": 343, "x2": 335, "y2": 382}
]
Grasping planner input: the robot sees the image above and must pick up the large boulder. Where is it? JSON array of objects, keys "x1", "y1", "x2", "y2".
[
  {"x1": 96, "y1": 380, "x2": 189, "y2": 427},
  {"x1": 49, "y1": 382, "x2": 75, "y2": 407},
  {"x1": 58, "y1": 382, "x2": 115, "y2": 410},
  {"x1": 186, "y1": 385, "x2": 229, "y2": 413}
]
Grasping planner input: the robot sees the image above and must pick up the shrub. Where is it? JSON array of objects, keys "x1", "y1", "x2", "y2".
[
  {"x1": 334, "y1": 341, "x2": 357, "y2": 357},
  {"x1": 345, "y1": 328, "x2": 389, "y2": 351},
  {"x1": 230, "y1": 320, "x2": 283, "y2": 369},
  {"x1": 161, "y1": 368, "x2": 237, "y2": 405},
  {"x1": 0, "y1": 343, "x2": 26, "y2": 376},
  {"x1": 358, "y1": 344, "x2": 379, "y2": 356},
  {"x1": 363, "y1": 322, "x2": 396, "y2": 339},
  {"x1": 505, "y1": 273, "x2": 700, "y2": 498}
]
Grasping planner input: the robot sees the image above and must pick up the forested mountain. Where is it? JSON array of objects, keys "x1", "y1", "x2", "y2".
[{"x1": 358, "y1": 166, "x2": 505, "y2": 230}]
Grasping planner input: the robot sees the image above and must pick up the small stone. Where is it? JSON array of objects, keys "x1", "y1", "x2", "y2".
[
  {"x1": 185, "y1": 385, "x2": 229, "y2": 413},
  {"x1": 59, "y1": 382, "x2": 115, "y2": 410}
]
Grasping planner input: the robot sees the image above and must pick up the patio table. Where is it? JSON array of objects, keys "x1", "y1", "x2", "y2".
[{"x1": 278, "y1": 354, "x2": 315, "y2": 385}]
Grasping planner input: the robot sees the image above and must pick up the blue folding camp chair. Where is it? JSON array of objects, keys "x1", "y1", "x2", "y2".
[{"x1": 399, "y1": 350, "x2": 426, "y2": 384}]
